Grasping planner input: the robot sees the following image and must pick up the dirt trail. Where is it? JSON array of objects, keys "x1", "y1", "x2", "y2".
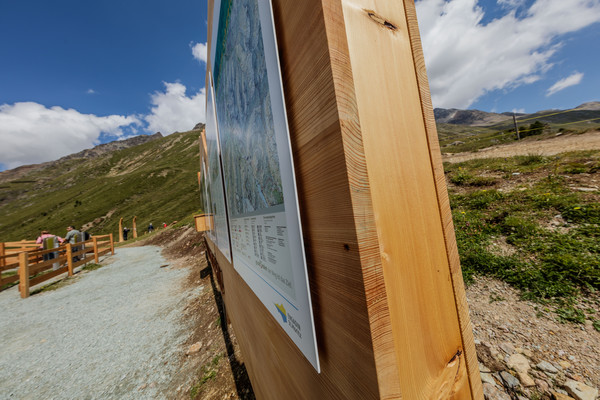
[{"x1": 443, "y1": 130, "x2": 600, "y2": 163}]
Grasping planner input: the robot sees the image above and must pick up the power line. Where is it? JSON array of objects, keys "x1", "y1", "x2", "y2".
[
  {"x1": 553, "y1": 117, "x2": 600, "y2": 126},
  {"x1": 510, "y1": 117, "x2": 600, "y2": 135},
  {"x1": 514, "y1": 108, "x2": 585, "y2": 124}
]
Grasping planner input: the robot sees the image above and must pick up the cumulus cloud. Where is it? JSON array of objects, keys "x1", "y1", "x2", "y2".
[
  {"x1": 497, "y1": 0, "x2": 526, "y2": 8},
  {"x1": 191, "y1": 42, "x2": 208, "y2": 64},
  {"x1": 546, "y1": 72, "x2": 584, "y2": 97},
  {"x1": 416, "y1": 0, "x2": 600, "y2": 108},
  {"x1": 86, "y1": 89, "x2": 96, "y2": 94},
  {"x1": 0, "y1": 102, "x2": 140, "y2": 169},
  {"x1": 144, "y1": 82, "x2": 205, "y2": 135}
]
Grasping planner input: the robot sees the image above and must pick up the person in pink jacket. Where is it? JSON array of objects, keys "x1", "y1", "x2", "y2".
[
  {"x1": 36, "y1": 231, "x2": 63, "y2": 261},
  {"x1": 35, "y1": 231, "x2": 62, "y2": 248}
]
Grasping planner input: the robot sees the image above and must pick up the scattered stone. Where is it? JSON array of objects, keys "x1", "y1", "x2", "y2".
[
  {"x1": 552, "y1": 391, "x2": 575, "y2": 400},
  {"x1": 516, "y1": 347, "x2": 533, "y2": 358},
  {"x1": 559, "y1": 361, "x2": 572, "y2": 370},
  {"x1": 500, "y1": 371, "x2": 520, "y2": 390},
  {"x1": 507, "y1": 353, "x2": 530, "y2": 374},
  {"x1": 483, "y1": 383, "x2": 512, "y2": 400},
  {"x1": 537, "y1": 361, "x2": 559, "y2": 374},
  {"x1": 480, "y1": 362, "x2": 492, "y2": 373},
  {"x1": 569, "y1": 375, "x2": 584, "y2": 383},
  {"x1": 517, "y1": 372, "x2": 535, "y2": 387},
  {"x1": 563, "y1": 379, "x2": 598, "y2": 400},
  {"x1": 138, "y1": 383, "x2": 147, "y2": 390},
  {"x1": 536, "y1": 379, "x2": 550, "y2": 394},
  {"x1": 500, "y1": 342, "x2": 515, "y2": 355},
  {"x1": 149, "y1": 382, "x2": 156, "y2": 388},
  {"x1": 481, "y1": 372, "x2": 498, "y2": 387},
  {"x1": 186, "y1": 341, "x2": 203, "y2": 355}
]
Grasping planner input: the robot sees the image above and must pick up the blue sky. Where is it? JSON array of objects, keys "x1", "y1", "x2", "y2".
[{"x1": 1, "y1": 0, "x2": 599, "y2": 169}]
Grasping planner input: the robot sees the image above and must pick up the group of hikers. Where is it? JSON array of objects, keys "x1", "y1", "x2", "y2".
[{"x1": 35, "y1": 226, "x2": 90, "y2": 263}]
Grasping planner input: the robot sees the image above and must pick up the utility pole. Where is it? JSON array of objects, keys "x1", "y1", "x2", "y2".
[{"x1": 513, "y1": 113, "x2": 521, "y2": 140}]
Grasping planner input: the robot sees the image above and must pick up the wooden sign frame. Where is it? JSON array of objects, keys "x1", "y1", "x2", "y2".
[{"x1": 203, "y1": 0, "x2": 482, "y2": 398}]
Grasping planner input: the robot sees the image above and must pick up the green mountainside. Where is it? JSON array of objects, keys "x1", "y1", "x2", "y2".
[{"x1": 0, "y1": 129, "x2": 205, "y2": 241}]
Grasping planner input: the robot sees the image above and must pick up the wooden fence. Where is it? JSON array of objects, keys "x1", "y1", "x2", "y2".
[
  {"x1": 0, "y1": 234, "x2": 114, "y2": 298},
  {"x1": 0, "y1": 240, "x2": 39, "y2": 267}
]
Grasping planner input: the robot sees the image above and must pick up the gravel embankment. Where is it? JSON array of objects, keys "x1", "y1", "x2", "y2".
[{"x1": 0, "y1": 246, "x2": 195, "y2": 400}]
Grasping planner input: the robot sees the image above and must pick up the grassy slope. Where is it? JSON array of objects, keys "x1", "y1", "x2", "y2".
[
  {"x1": 445, "y1": 151, "x2": 600, "y2": 323},
  {"x1": 0, "y1": 130, "x2": 204, "y2": 241}
]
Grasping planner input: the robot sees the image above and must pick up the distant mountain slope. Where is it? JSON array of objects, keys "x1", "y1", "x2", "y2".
[
  {"x1": 0, "y1": 133, "x2": 163, "y2": 185},
  {"x1": 434, "y1": 108, "x2": 513, "y2": 126},
  {"x1": 434, "y1": 102, "x2": 600, "y2": 127},
  {"x1": 435, "y1": 102, "x2": 600, "y2": 154},
  {"x1": 0, "y1": 128, "x2": 203, "y2": 241}
]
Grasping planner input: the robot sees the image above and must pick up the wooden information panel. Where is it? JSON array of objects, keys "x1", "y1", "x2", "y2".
[{"x1": 203, "y1": 0, "x2": 482, "y2": 398}]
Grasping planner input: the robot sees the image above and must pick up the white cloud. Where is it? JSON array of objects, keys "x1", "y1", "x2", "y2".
[
  {"x1": 416, "y1": 0, "x2": 600, "y2": 108},
  {"x1": 86, "y1": 89, "x2": 96, "y2": 94},
  {"x1": 546, "y1": 72, "x2": 584, "y2": 97},
  {"x1": 0, "y1": 102, "x2": 140, "y2": 169},
  {"x1": 191, "y1": 42, "x2": 208, "y2": 64},
  {"x1": 497, "y1": 0, "x2": 526, "y2": 8},
  {"x1": 144, "y1": 82, "x2": 205, "y2": 135}
]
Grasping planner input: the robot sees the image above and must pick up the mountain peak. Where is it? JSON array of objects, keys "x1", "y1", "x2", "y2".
[{"x1": 575, "y1": 101, "x2": 600, "y2": 111}]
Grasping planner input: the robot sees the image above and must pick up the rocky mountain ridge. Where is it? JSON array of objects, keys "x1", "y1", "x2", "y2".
[
  {"x1": 0, "y1": 133, "x2": 163, "y2": 184},
  {"x1": 434, "y1": 102, "x2": 600, "y2": 126}
]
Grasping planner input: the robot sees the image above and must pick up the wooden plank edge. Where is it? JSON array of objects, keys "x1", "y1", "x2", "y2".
[
  {"x1": 401, "y1": 1, "x2": 482, "y2": 398},
  {"x1": 30, "y1": 266, "x2": 69, "y2": 287},
  {"x1": 319, "y1": 2, "x2": 403, "y2": 398},
  {"x1": 1, "y1": 274, "x2": 19, "y2": 285}
]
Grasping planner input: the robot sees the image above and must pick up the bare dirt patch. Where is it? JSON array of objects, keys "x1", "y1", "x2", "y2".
[
  {"x1": 468, "y1": 276, "x2": 600, "y2": 392},
  {"x1": 444, "y1": 130, "x2": 600, "y2": 163}
]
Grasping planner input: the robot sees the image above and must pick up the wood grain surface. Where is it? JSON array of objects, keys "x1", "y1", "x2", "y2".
[{"x1": 204, "y1": 0, "x2": 480, "y2": 398}]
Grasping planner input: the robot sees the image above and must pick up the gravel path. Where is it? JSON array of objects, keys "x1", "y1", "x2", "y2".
[{"x1": 0, "y1": 246, "x2": 195, "y2": 400}]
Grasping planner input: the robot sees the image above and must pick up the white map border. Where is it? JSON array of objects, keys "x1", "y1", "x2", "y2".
[{"x1": 209, "y1": 0, "x2": 320, "y2": 372}]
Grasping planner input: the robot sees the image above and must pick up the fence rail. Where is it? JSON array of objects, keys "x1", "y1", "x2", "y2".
[
  {"x1": 0, "y1": 234, "x2": 114, "y2": 298},
  {"x1": 0, "y1": 240, "x2": 39, "y2": 268}
]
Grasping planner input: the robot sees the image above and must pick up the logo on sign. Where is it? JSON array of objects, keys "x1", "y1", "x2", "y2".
[{"x1": 275, "y1": 303, "x2": 287, "y2": 323}]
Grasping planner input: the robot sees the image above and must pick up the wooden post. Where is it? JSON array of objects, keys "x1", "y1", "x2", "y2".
[
  {"x1": 0, "y1": 242, "x2": 5, "y2": 268},
  {"x1": 513, "y1": 113, "x2": 521, "y2": 140},
  {"x1": 118, "y1": 218, "x2": 124, "y2": 242},
  {"x1": 109, "y1": 233, "x2": 115, "y2": 255},
  {"x1": 201, "y1": 1, "x2": 482, "y2": 399},
  {"x1": 18, "y1": 251, "x2": 29, "y2": 299},
  {"x1": 133, "y1": 216, "x2": 138, "y2": 239},
  {"x1": 93, "y1": 237, "x2": 99, "y2": 263},
  {"x1": 66, "y1": 243, "x2": 73, "y2": 277}
]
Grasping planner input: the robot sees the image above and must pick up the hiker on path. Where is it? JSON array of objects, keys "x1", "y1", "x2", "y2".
[
  {"x1": 123, "y1": 227, "x2": 130, "y2": 241},
  {"x1": 62, "y1": 226, "x2": 81, "y2": 245},
  {"x1": 36, "y1": 231, "x2": 63, "y2": 248},
  {"x1": 36, "y1": 230, "x2": 63, "y2": 261},
  {"x1": 62, "y1": 226, "x2": 82, "y2": 261},
  {"x1": 148, "y1": 223, "x2": 154, "y2": 233}
]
